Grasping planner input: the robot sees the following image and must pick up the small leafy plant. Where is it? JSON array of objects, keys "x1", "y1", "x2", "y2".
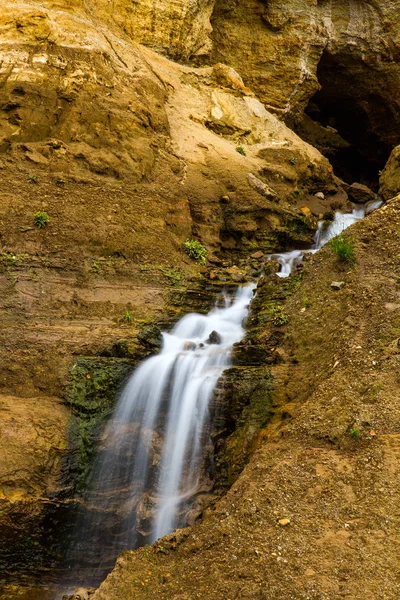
[
  {"x1": 33, "y1": 211, "x2": 50, "y2": 228},
  {"x1": 350, "y1": 426, "x2": 361, "y2": 439},
  {"x1": 183, "y1": 239, "x2": 207, "y2": 265},
  {"x1": 288, "y1": 156, "x2": 297, "y2": 165},
  {"x1": 329, "y1": 234, "x2": 355, "y2": 264},
  {"x1": 124, "y1": 311, "x2": 132, "y2": 323},
  {"x1": 28, "y1": 174, "x2": 37, "y2": 184},
  {"x1": 268, "y1": 305, "x2": 289, "y2": 326},
  {"x1": 236, "y1": 146, "x2": 246, "y2": 156}
]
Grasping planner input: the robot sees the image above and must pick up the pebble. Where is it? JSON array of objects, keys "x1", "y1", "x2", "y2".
[
  {"x1": 331, "y1": 281, "x2": 345, "y2": 290},
  {"x1": 278, "y1": 518, "x2": 290, "y2": 527}
]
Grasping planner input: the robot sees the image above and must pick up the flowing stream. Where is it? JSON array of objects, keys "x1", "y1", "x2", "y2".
[
  {"x1": 68, "y1": 284, "x2": 255, "y2": 584},
  {"x1": 271, "y1": 202, "x2": 381, "y2": 277}
]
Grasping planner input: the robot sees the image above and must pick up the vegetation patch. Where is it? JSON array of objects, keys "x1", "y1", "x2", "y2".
[
  {"x1": 33, "y1": 211, "x2": 50, "y2": 228},
  {"x1": 329, "y1": 234, "x2": 355, "y2": 264},
  {"x1": 183, "y1": 239, "x2": 207, "y2": 265},
  {"x1": 67, "y1": 357, "x2": 133, "y2": 489},
  {"x1": 267, "y1": 304, "x2": 289, "y2": 326}
]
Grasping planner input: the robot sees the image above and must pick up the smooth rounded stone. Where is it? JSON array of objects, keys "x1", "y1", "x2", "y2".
[
  {"x1": 207, "y1": 330, "x2": 222, "y2": 345},
  {"x1": 315, "y1": 191, "x2": 325, "y2": 200},
  {"x1": 184, "y1": 341, "x2": 197, "y2": 351},
  {"x1": 278, "y1": 518, "x2": 291, "y2": 526}
]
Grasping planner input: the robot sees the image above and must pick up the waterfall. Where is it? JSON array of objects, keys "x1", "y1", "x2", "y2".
[{"x1": 69, "y1": 284, "x2": 255, "y2": 581}]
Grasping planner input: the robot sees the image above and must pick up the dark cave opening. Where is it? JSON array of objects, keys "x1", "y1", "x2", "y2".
[{"x1": 302, "y1": 51, "x2": 395, "y2": 191}]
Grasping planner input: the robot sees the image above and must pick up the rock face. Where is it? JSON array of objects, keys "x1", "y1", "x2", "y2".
[
  {"x1": 0, "y1": 0, "x2": 399, "y2": 596},
  {"x1": 211, "y1": 0, "x2": 400, "y2": 185},
  {"x1": 379, "y1": 144, "x2": 400, "y2": 199}
]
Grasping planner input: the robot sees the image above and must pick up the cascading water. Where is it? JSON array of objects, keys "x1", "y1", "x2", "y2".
[
  {"x1": 270, "y1": 202, "x2": 382, "y2": 277},
  {"x1": 67, "y1": 284, "x2": 255, "y2": 585}
]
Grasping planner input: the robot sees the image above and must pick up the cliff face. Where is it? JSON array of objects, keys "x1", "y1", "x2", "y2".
[{"x1": 1, "y1": 0, "x2": 400, "y2": 597}]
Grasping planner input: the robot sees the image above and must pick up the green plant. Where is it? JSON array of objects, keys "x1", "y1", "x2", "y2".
[
  {"x1": 288, "y1": 156, "x2": 297, "y2": 165},
  {"x1": 183, "y1": 239, "x2": 207, "y2": 265},
  {"x1": 28, "y1": 174, "x2": 37, "y2": 184},
  {"x1": 236, "y1": 146, "x2": 246, "y2": 156},
  {"x1": 33, "y1": 211, "x2": 50, "y2": 228},
  {"x1": 124, "y1": 311, "x2": 132, "y2": 323},
  {"x1": 268, "y1": 305, "x2": 289, "y2": 326},
  {"x1": 350, "y1": 426, "x2": 361, "y2": 439},
  {"x1": 91, "y1": 260, "x2": 102, "y2": 275},
  {"x1": 329, "y1": 234, "x2": 355, "y2": 264},
  {"x1": 157, "y1": 265, "x2": 183, "y2": 286},
  {"x1": 303, "y1": 295, "x2": 312, "y2": 308}
]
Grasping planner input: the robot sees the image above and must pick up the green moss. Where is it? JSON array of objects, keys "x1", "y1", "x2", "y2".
[{"x1": 67, "y1": 357, "x2": 133, "y2": 488}]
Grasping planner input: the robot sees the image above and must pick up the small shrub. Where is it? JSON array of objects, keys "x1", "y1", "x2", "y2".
[
  {"x1": 350, "y1": 426, "x2": 361, "y2": 439},
  {"x1": 329, "y1": 234, "x2": 355, "y2": 264},
  {"x1": 268, "y1": 305, "x2": 289, "y2": 326},
  {"x1": 33, "y1": 211, "x2": 50, "y2": 228},
  {"x1": 124, "y1": 311, "x2": 132, "y2": 323},
  {"x1": 236, "y1": 146, "x2": 246, "y2": 156},
  {"x1": 303, "y1": 295, "x2": 312, "y2": 308},
  {"x1": 28, "y1": 174, "x2": 37, "y2": 184},
  {"x1": 288, "y1": 156, "x2": 297, "y2": 165},
  {"x1": 183, "y1": 239, "x2": 207, "y2": 265}
]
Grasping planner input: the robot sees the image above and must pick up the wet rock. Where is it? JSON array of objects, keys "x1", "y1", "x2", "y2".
[
  {"x1": 347, "y1": 182, "x2": 378, "y2": 204},
  {"x1": 331, "y1": 281, "x2": 345, "y2": 290},
  {"x1": 138, "y1": 323, "x2": 162, "y2": 351},
  {"x1": 207, "y1": 330, "x2": 222, "y2": 345},
  {"x1": 184, "y1": 341, "x2": 197, "y2": 351}
]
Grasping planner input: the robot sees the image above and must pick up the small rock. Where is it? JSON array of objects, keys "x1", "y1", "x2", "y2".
[
  {"x1": 300, "y1": 206, "x2": 312, "y2": 216},
  {"x1": 250, "y1": 250, "x2": 264, "y2": 259},
  {"x1": 184, "y1": 341, "x2": 196, "y2": 351},
  {"x1": 197, "y1": 141, "x2": 209, "y2": 149},
  {"x1": 331, "y1": 281, "x2": 345, "y2": 290},
  {"x1": 278, "y1": 518, "x2": 290, "y2": 527},
  {"x1": 207, "y1": 330, "x2": 222, "y2": 345},
  {"x1": 315, "y1": 191, "x2": 325, "y2": 200}
]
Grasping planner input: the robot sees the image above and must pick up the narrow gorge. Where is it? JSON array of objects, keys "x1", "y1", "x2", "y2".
[{"x1": 0, "y1": 1, "x2": 400, "y2": 599}]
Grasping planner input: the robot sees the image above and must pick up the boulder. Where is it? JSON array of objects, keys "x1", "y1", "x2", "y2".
[
  {"x1": 347, "y1": 183, "x2": 378, "y2": 205},
  {"x1": 207, "y1": 330, "x2": 222, "y2": 345}
]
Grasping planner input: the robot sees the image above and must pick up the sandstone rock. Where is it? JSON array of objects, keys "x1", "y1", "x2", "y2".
[
  {"x1": 331, "y1": 281, "x2": 345, "y2": 291},
  {"x1": 278, "y1": 518, "x2": 291, "y2": 527},
  {"x1": 379, "y1": 145, "x2": 400, "y2": 200},
  {"x1": 250, "y1": 251, "x2": 264, "y2": 259},
  {"x1": 347, "y1": 183, "x2": 378, "y2": 205},
  {"x1": 247, "y1": 173, "x2": 277, "y2": 200}
]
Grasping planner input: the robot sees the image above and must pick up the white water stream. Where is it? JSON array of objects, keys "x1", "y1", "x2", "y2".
[{"x1": 76, "y1": 283, "x2": 255, "y2": 569}]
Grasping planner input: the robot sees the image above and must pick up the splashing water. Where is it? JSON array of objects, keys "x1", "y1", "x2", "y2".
[{"x1": 69, "y1": 284, "x2": 255, "y2": 581}]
